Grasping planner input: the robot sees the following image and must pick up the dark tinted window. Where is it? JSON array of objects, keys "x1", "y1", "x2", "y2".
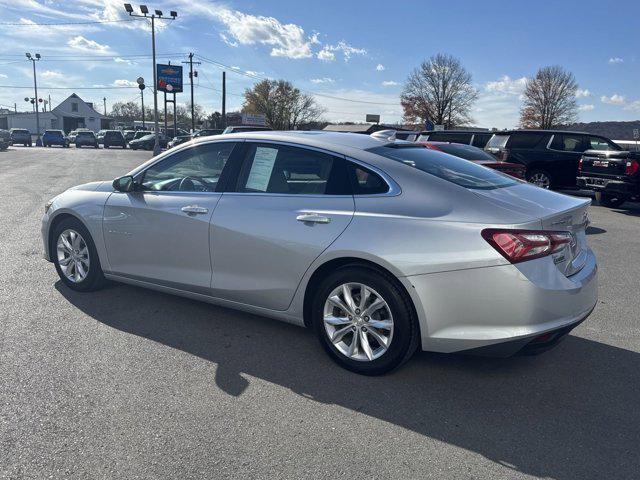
[
  {"x1": 471, "y1": 133, "x2": 492, "y2": 147},
  {"x1": 77, "y1": 132, "x2": 95, "y2": 138},
  {"x1": 434, "y1": 143, "x2": 497, "y2": 161},
  {"x1": 237, "y1": 144, "x2": 348, "y2": 195},
  {"x1": 506, "y1": 132, "x2": 546, "y2": 149},
  {"x1": 369, "y1": 145, "x2": 517, "y2": 190},
  {"x1": 346, "y1": 162, "x2": 389, "y2": 195},
  {"x1": 427, "y1": 132, "x2": 472, "y2": 144},
  {"x1": 550, "y1": 134, "x2": 584, "y2": 152},
  {"x1": 587, "y1": 136, "x2": 620, "y2": 151}
]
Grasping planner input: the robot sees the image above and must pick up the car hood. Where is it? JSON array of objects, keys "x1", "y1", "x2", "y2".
[
  {"x1": 471, "y1": 182, "x2": 590, "y2": 226},
  {"x1": 67, "y1": 181, "x2": 112, "y2": 193}
]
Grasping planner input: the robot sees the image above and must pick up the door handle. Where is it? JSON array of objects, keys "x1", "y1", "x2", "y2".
[
  {"x1": 296, "y1": 212, "x2": 331, "y2": 224},
  {"x1": 181, "y1": 205, "x2": 209, "y2": 215}
]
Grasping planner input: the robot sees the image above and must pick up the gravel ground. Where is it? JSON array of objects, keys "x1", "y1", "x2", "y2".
[{"x1": 1, "y1": 146, "x2": 639, "y2": 480}]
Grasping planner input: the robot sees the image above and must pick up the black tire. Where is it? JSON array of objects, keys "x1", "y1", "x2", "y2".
[
  {"x1": 104, "y1": 144, "x2": 109, "y2": 149},
  {"x1": 526, "y1": 168, "x2": 553, "y2": 189},
  {"x1": 311, "y1": 266, "x2": 420, "y2": 375},
  {"x1": 595, "y1": 191, "x2": 627, "y2": 208},
  {"x1": 51, "y1": 217, "x2": 105, "y2": 292},
  {"x1": 76, "y1": 144, "x2": 81, "y2": 148}
]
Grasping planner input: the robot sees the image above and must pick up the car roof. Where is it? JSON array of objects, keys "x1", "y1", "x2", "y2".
[
  {"x1": 192, "y1": 130, "x2": 393, "y2": 153},
  {"x1": 492, "y1": 129, "x2": 590, "y2": 135},
  {"x1": 420, "y1": 130, "x2": 489, "y2": 135}
]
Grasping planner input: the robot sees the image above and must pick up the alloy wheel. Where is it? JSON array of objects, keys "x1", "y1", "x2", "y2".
[
  {"x1": 529, "y1": 172, "x2": 551, "y2": 189},
  {"x1": 56, "y1": 229, "x2": 90, "y2": 283},
  {"x1": 323, "y1": 283, "x2": 394, "y2": 362}
]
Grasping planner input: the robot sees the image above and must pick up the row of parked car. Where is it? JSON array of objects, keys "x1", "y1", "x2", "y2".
[{"x1": 412, "y1": 129, "x2": 639, "y2": 207}]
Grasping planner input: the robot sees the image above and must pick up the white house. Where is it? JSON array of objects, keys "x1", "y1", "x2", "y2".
[{"x1": 0, "y1": 93, "x2": 111, "y2": 134}]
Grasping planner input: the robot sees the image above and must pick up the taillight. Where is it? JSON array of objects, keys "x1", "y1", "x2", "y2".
[
  {"x1": 481, "y1": 229, "x2": 572, "y2": 264},
  {"x1": 625, "y1": 159, "x2": 639, "y2": 176},
  {"x1": 578, "y1": 158, "x2": 583, "y2": 173}
]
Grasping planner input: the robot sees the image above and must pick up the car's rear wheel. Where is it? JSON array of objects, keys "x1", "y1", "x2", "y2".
[
  {"x1": 595, "y1": 191, "x2": 627, "y2": 208},
  {"x1": 311, "y1": 266, "x2": 419, "y2": 375},
  {"x1": 527, "y1": 169, "x2": 553, "y2": 189},
  {"x1": 51, "y1": 218, "x2": 105, "y2": 292}
]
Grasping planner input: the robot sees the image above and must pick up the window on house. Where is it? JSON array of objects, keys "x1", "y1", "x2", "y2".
[{"x1": 71, "y1": 103, "x2": 78, "y2": 112}]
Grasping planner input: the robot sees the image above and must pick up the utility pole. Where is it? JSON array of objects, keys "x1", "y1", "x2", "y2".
[
  {"x1": 182, "y1": 52, "x2": 200, "y2": 133},
  {"x1": 103, "y1": 97, "x2": 107, "y2": 115},
  {"x1": 26, "y1": 53, "x2": 41, "y2": 146},
  {"x1": 222, "y1": 71, "x2": 226, "y2": 128},
  {"x1": 124, "y1": 4, "x2": 178, "y2": 155}
]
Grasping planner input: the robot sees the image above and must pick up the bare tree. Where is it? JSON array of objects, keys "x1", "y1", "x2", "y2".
[
  {"x1": 401, "y1": 53, "x2": 478, "y2": 128},
  {"x1": 520, "y1": 66, "x2": 578, "y2": 129},
  {"x1": 243, "y1": 79, "x2": 325, "y2": 130}
]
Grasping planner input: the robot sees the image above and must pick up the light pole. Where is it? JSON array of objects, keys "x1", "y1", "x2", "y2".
[
  {"x1": 26, "y1": 53, "x2": 42, "y2": 146},
  {"x1": 124, "y1": 4, "x2": 177, "y2": 155}
]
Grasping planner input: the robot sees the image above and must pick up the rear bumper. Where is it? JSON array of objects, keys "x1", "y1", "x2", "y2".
[
  {"x1": 576, "y1": 176, "x2": 637, "y2": 196},
  {"x1": 405, "y1": 248, "x2": 598, "y2": 355}
]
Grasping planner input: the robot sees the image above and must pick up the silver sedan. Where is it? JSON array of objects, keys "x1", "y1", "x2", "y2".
[{"x1": 42, "y1": 131, "x2": 597, "y2": 375}]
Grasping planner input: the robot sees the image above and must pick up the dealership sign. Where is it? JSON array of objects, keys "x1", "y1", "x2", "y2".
[{"x1": 156, "y1": 64, "x2": 183, "y2": 93}]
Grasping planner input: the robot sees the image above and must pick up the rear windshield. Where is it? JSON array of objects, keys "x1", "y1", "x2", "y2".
[
  {"x1": 369, "y1": 145, "x2": 518, "y2": 190},
  {"x1": 77, "y1": 132, "x2": 94, "y2": 138},
  {"x1": 485, "y1": 134, "x2": 509, "y2": 150},
  {"x1": 432, "y1": 143, "x2": 497, "y2": 161},
  {"x1": 12, "y1": 129, "x2": 29, "y2": 134},
  {"x1": 45, "y1": 131, "x2": 63, "y2": 136}
]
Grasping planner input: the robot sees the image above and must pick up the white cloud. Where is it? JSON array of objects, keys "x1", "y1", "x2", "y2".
[
  {"x1": 624, "y1": 100, "x2": 640, "y2": 112},
  {"x1": 67, "y1": 36, "x2": 112, "y2": 54},
  {"x1": 114, "y1": 57, "x2": 136, "y2": 66},
  {"x1": 0, "y1": 73, "x2": 7, "y2": 79},
  {"x1": 376, "y1": 64, "x2": 385, "y2": 71},
  {"x1": 41, "y1": 70, "x2": 64, "y2": 80},
  {"x1": 317, "y1": 47, "x2": 335, "y2": 61},
  {"x1": 245, "y1": 70, "x2": 264, "y2": 77},
  {"x1": 310, "y1": 77, "x2": 335, "y2": 84},
  {"x1": 601, "y1": 94, "x2": 626, "y2": 105},
  {"x1": 484, "y1": 75, "x2": 528, "y2": 96},
  {"x1": 575, "y1": 88, "x2": 591, "y2": 98},
  {"x1": 608, "y1": 57, "x2": 624, "y2": 64},
  {"x1": 381, "y1": 80, "x2": 399, "y2": 87},
  {"x1": 113, "y1": 79, "x2": 137, "y2": 87},
  {"x1": 211, "y1": 7, "x2": 315, "y2": 59},
  {"x1": 579, "y1": 104, "x2": 595, "y2": 111}
]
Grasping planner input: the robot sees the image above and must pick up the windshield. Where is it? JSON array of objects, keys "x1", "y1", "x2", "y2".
[
  {"x1": 369, "y1": 145, "x2": 518, "y2": 190},
  {"x1": 485, "y1": 134, "x2": 509, "y2": 150},
  {"x1": 431, "y1": 143, "x2": 497, "y2": 161}
]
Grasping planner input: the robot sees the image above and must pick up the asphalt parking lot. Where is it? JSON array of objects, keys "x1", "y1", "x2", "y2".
[{"x1": 1, "y1": 146, "x2": 639, "y2": 480}]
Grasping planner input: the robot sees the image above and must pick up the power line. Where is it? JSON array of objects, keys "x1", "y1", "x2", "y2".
[
  {"x1": 0, "y1": 85, "x2": 137, "y2": 90},
  {"x1": 0, "y1": 18, "x2": 142, "y2": 26},
  {"x1": 194, "y1": 53, "x2": 398, "y2": 106}
]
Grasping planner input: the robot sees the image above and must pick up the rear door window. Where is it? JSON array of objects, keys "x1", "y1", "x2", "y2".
[
  {"x1": 506, "y1": 132, "x2": 546, "y2": 149},
  {"x1": 428, "y1": 132, "x2": 472, "y2": 144},
  {"x1": 369, "y1": 145, "x2": 517, "y2": 190},
  {"x1": 485, "y1": 134, "x2": 509, "y2": 150},
  {"x1": 550, "y1": 134, "x2": 585, "y2": 152},
  {"x1": 471, "y1": 133, "x2": 492, "y2": 147}
]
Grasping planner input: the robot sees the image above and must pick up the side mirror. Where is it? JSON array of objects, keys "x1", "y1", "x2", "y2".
[{"x1": 113, "y1": 175, "x2": 135, "y2": 192}]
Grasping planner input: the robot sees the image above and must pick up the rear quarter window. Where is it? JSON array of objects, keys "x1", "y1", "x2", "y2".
[{"x1": 369, "y1": 145, "x2": 518, "y2": 190}]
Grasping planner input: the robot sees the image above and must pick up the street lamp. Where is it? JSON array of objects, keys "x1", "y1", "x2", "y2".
[
  {"x1": 26, "y1": 52, "x2": 42, "y2": 146},
  {"x1": 123, "y1": 4, "x2": 177, "y2": 155}
]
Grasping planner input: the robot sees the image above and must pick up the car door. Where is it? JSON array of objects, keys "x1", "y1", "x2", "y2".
[
  {"x1": 210, "y1": 141, "x2": 355, "y2": 311},
  {"x1": 103, "y1": 141, "x2": 238, "y2": 292},
  {"x1": 548, "y1": 133, "x2": 586, "y2": 187}
]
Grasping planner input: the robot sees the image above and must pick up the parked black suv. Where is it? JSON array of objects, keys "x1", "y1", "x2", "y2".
[
  {"x1": 417, "y1": 130, "x2": 493, "y2": 148},
  {"x1": 10, "y1": 128, "x2": 32, "y2": 147},
  {"x1": 484, "y1": 130, "x2": 621, "y2": 189},
  {"x1": 103, "y1": 130, "x2": 127, "y2": 149},
  {"x1": 577, "y1": 149, "x2": 639, "y2": 207}
]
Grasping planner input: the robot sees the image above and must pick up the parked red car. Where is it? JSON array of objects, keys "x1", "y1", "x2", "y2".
[{"x1": 418, "y1": 141, "x2": 526, "y2": 179}]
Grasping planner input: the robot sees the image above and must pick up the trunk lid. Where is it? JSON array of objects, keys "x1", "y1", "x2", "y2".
[{"x1": 473, "y1": 183, "x2": 590, "y2": 276}]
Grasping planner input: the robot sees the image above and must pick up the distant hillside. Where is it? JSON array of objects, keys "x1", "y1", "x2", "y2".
[{"x1": 564, "y1": 121, "x2": 640, "y2": 140}]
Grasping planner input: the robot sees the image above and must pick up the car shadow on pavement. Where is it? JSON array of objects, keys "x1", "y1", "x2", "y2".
[{"x1": 56, "y1": 281, "x2": 639, "y2": 480}]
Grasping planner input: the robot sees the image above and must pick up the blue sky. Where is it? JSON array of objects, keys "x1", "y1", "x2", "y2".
[{"x1": 1, "y1": 0, "x2": 639, "y2": 128}]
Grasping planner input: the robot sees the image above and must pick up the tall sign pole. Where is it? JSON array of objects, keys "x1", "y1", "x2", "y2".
[
  {"x1": 222, "y1": 71, "x2": 226, "y2": 128},
  {"x1": 124, "y1": 5, "x2": 177, "y2": 155}
]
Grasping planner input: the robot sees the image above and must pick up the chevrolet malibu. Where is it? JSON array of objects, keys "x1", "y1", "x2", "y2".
[{"x1": 42, "y1": 132, "x2": 598, "y2": 375}]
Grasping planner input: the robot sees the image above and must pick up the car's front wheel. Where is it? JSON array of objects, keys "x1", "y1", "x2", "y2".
[
  {"x1": 311, "y1": 266, "x2": 419, "y2": 375},
  {"x1": 51, "y1": 218, "x2": 105, "y2": 292}
]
